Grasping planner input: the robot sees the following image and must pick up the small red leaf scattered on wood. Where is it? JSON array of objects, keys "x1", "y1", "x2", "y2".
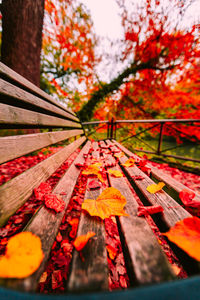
[
  {"x1": 44, "y1": 194, "x2": 65, "y2": 213},
  {"x1": 34, "y1": 182, "x2": 52, "y2": 200},
  {"x1": 73, "y1": 232, "x2": 96, "y2": 251},
  {"x1": 132, "y1": 175, "x2": 145, "y2": 180},
  {"x1": 137, "y1": 205, "x2": 164, "y2": 217},
  {"x1": 88, "y1": 180, "x2": 101, "y2": 190},
  {"x1": 75, "y1": 162, "x2": 85, "y2": 168},
  {"x1": 179, "y1": 189, "x2": 199, "y2": 207},
  {"x1": 56, "y1": 232, "x2": 62, "y2": 243}
]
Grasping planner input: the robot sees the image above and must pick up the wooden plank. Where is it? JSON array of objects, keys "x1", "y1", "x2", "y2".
[
  {"x1": 68, "y1": 142, "x2": 108, "y2": 292},
  {"x1": 112, "y1": 140, "x2": 200, "y2": 202},
  {"x1": 108, "y1": 141, "x2": 190, "y2": 228},
  {"x1": 0, "y1": 62, "x2": 76, "y2": 117},
  {"x1": 101, "y1": 143, "x2": 175, "y2": 285},
  {"x1": 0, "y1": 136, "x2": 86, "y2": 227},
  {"x1": 0, "y1": 79, "x2": 79, "y2": 122},
  {"x1": 0, "y1": 141, "x2": 91, "y2": 292},
  {"x1": 0, "y1": 103, "x2": 82, "y2": 128},
  {"x1": 0, "y1": 129, "x2": 83, "y2": 164}
]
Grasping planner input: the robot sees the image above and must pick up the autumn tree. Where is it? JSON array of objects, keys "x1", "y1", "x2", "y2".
[
  {"x1": 78, "y1": 0, "x2": 200, "y2": 122},
  {"x1": 41, "y1": 0, "x2": 97, "y2": 107},
  {"x1": 1, "y1": 0, "x2": 45, "y2": 86}
]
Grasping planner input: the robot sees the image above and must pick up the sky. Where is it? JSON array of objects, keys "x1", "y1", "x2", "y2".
[{"x1": 81, "y1": 0, "x2": 124, "y2": 39}]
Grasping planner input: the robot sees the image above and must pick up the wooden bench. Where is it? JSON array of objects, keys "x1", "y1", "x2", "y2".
[{"x1": 0, "y1": 62, "x2": 200, "y2": 300}]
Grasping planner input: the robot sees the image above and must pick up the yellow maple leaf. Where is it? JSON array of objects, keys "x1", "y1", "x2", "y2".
[
  {"x1": 114, "y1": 152, "x2": 124, "y2": 158},
  {"x1": 82, "y1": 187, "x2": 128, "y2": 219},
  {"x1": 122, "y1": 157, "x2": 135, "y2": 167},
  {"x1": 146, "y1": 182, "x2": 165, "y2": 194},
  {"x1": 108, "y1": 169, "x2": 123, "y2": 178},
  {"x1": 0, "y1": 232, "x2": 44, "y2": 278},
  {"x1": 82, "y1": 163, "x2": 104, "y2": 183}
]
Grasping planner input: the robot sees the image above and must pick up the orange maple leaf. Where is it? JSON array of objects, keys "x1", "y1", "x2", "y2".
[
  {"x1": 164, "y1": 217, "x2": 200, "y2": 261},
  {"x1": 108, "y1": 169, "x2": 123, "y2": 178},
  {"x1": 122, "y1": 157, "x2": 135, "y2": 167},
  {"x1": 146, "y1": 182, "x2": 165, "y2": 194},
  {"x1": 82, "y1": 163, "x2": 104, "y2": 183},
  {"x1": 0, "y1": 232, "x2": 44, "y2": 278},
  {"x1": 82, "y1": 187, "x2": 128, "y2": 220},
  {"x1": 73, "y1": 232, "x2": 96, "y2": 251},
  {"x1": 106, "y1": 245, "x2": 117, "y2": 260}
]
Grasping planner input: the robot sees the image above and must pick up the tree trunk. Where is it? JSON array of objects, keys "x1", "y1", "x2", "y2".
[{"x1": 1, "y1": 0, "x2": 45, "y2": 87}]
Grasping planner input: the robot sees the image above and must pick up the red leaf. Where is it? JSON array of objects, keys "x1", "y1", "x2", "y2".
[
  {"x1": 132, "y1": 175, "x2": 145, "y2": 180},
  {"x1": 34, "y1": 182, "x2": 52, "y2": 200},
  {"x1": 88, "y1": 180, "x2": 101, "y2": 190},
  {"x1": 179, "y1": 189, "x2": 199, "y2": 207},
  {"x1": 75, "y1": 162, "x2": 85, "y2": 168},
  {"x1": 44, "y1": 194, "x2": 65, "y2": 212},
  {"x1": 137, "y1": 205, "x2": 164, "y2": 217}
]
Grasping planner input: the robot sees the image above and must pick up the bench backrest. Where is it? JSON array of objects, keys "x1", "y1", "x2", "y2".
[{"x1": 0, "y1": 62, "x2": 86, "y2": 226}]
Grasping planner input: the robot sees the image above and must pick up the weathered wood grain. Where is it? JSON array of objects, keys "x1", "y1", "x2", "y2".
[
  {"x1": 100, "y1": 140, "x2": 175, "y2": 285},
  {"x1": 0, "y1": 129, "x2": 83, "y2": 164},
  {"x1": 0, "y1": 141, "x2": 91, "y2": 292},
  {"x1": 0, "y1": 62, "x2": 76, "y2": 118},
  {"x1": 0, "y1": 103, "x2": 81, "y2": 128},
  {"x1": 108, "y1": 141, "x2": 190, "y2": 228},
  {"x1": 68, "y1": 142, "x2": 109, "y2": 292},
  {"x1": 0, "y1": 78, "x2": 79, "y2": 122},
  {"x1": 0, "y1": 136, "x2": 86, "y2": 227}
]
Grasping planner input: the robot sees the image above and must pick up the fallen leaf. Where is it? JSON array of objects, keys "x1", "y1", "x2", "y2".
[
  {"x1": 44, "y1": 194, "x2": 65, "y2": 212},
  {"x1": 88, "y1": 180, "x2": 101, "y2": 190},
  {"x1": 56, "y1": 232, "x2": 62, "y2": 242},
  {"x1": 34, "y1": 182, "x2": 52, "y2": 200},
  {"x1": 0, "y1": 232, "x2": 44, "y2": 278},
  {"x1": 122, "y1": 158, "x2": 135, "y2": 167},
  {"x1": 171, "y1": 265, "x2": 181, "y2": 276},
  {"x1": 114, "y1": 152, "x2": 124, "y2": 158},
  {"x1": 137, "y1": 205, "x2": 164, "y2": 217},
  {"x1": 147, "y1": 182, "x2": 165, "y2": 194},
  {"x1": 69, "y1": 218, "x2": 79, "y2": 239},
  {"x1": 179, "y1": 189, "x2": 199, "y2": 207},
  {"x1": 106, "y1": 245, "x2": 117, "y2": 260},
  {"x1": 39, "y1": 271, "x2": 48, "y2": 283},
  {"x1": 82, "y1": 187, "x2": 128, "y2": 219},
  {"x1": 75, "y1": 162, "x2": 85, "y2": 168},
  {"x1": 82, "y1": 163, "x2": 104, "y2": 183},
  {"x1": 108, "y1": 169, "x2": 123, "y2": 178},
  {"x1": 132, "y1": 175, "x2": 145, "y2": 180},
  {"x1": 164, "y1": 217, "x2": 200, "y2": 261},
  {"x1": 73, "y1": 232, "x2": 96, "y2": 251}
]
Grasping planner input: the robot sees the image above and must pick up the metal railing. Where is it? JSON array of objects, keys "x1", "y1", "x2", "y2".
[{"x1": 82, "y1": 118, "x2": 200, "y2": 163}]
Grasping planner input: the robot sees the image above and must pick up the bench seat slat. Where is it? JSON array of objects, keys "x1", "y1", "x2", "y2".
[
  {"x1": 0, "y1": 141, "x2": 91, "y2": 292},
  {"x1": 0, "y1": 79, "x2": 79, "y2": 122},
  {"x1": 0, "y1": 129, "x2": 83, "y2": 164},
  {"x1": 0, "y1": 62, "x2": 76, "y2": 117},
  {"x1": 0, "y1": 103, "x2": 81, "y2": 128},
  {"x1": 108, "y1": 144, "x2": 190, "y2": 228},
  {"x1": 0, "y1": 136, "x2": 86, "y2": 227},
  {"x1": 68, "y1": 142, "x2": 108, "y2": 292},
  {"x1": 112, "y1": 140, "x2": 200, "y2": 202},
  {"x1": 100, "y1": 141, "x2": 174, "y2": 285}
]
